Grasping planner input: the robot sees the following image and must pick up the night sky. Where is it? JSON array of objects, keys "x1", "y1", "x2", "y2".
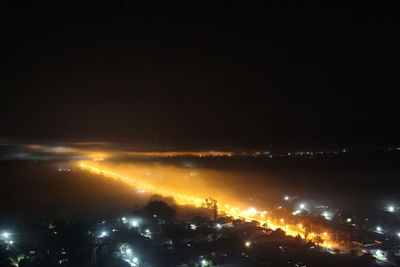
[{"x1": 2, "y1": 1, "x2": 400, "y2": 149}]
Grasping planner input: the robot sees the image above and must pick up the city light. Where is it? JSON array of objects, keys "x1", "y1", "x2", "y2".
[
  {"x1": 397, "y1": 232, "x2": 400, "y2": 238},
  {"x1": 126, "y1": 248, "x2": 132, "y2": 254},
  {"x1": 79, "y1": 162, "x2": 338, "y2": 250},
  {"x1": 284, "y1": 196, "x2": 289, "y2": 201},
  {"x1": 2, "y1": 232, "x2": 9, "y2": 239},
  {"x1": 322, "y1": 211, "x2": 332, "y2": 220},
  {"x1": 387, "y1": 206, "x2": 395, "y2": 212},
  {"x1": 201, "y1": 259, "x2": 207, "y2": 266},
  {"x1": 376, "y1": 226, "x2": 382, "y2": 232},
  {"x1": 376, "y1": 249, "x2": 384, "y2": 257},
  {"x1": 99, "y1": 231, "x2": 108, "y2": 238},
  {"x1": 248, "y1": 207, "x2": 257, "y2": 215},
  {"x1": 216, "y1": 224, "x2": 222, "y2": 229},
  {"x1": 245, "y1": 241, "x2": 251, "y2": 247},
  {"x1": 292, "y1": 210, "x2": 301, "y2": 215},
  {"x1": 323, "y1": 232, "x2": 327, "y2": 237}
]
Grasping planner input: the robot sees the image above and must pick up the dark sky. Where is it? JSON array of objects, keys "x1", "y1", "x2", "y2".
[{"x1": 1, "y1": 1, "x2": 400, "y2": 149}]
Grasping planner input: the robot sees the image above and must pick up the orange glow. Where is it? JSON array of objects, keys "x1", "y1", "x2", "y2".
[{"x1": 78, "y1": 161, "x2": 339, "y2": 250}]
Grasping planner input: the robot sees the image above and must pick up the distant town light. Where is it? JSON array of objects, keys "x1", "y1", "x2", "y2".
[
  {"x1": 131, "y1": 220, "x2": 138, "y2": 227},
  {"x1": 145, "y1": 229, "x2": 150, "y2": 233},
  {"x1": 323, "y1": 232, "x2": 327, "y2": 237},
  {"x1": 216, "y1": 224, "x2": 222, "y2": 229},
  {"x1": 376, "y1": 249, "x2": 384, "y2": 257},
  {"x1": 99, "y1": 231, "x2": 108, "y2": 238},
  {"x1": 133, "y1": 257, "x2": 138, "y2": 263},
  {"x1": 397, "y1": 232, "x2": 400, "y2": 238},
  {"x1": 201, "y1": 259, "x2": 207, "y2": 266},
  {"x1": 2, "y1": 232, "x2": 9, "y2": 239},
  {"x1": 284, "y1": 196, "x2": 289, "y2": 201},
  {"x1": 292, "y1": 210, "x2": 301, "y2": 215},
  {"x1": 126, "y1": 248, "x2": 132, "y2": 254},
  {"x1": 245, "y1": 241, "x2": 251, "y2": 247},
  {"x1": 376, "y1": 226, "x2": 382, "y2": 232},
  {"x1": 388, "y1": 206, "x2": 395, "y2": 212},
  {"x1": 248, "y1": 207, "x2": 257, "y2": 215},
  {"x1": 299, "y1": 203, "x2": 305, "y2": 209}
]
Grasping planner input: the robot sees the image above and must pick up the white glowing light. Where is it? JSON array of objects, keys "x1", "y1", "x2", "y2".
[
  {"x1": 292, "y1": 210, "x2": 301, "y2": 215},
  {"x1": 99, "y1": 231, "x2": 108, "y2": 238},
  {"x1": 284, "y1": 196, "x2": 289, "y2": 201},
  {"x1": 201, "y1": 259, "x2": 206, "y2": 265},
  {"x1": 133, "y1": 257, "x2": 138, "y2": 263},
  {"x1": 299, "y1": 203, "x2": 305, "y2": 209},
  {"x1": 388, "y1": 206, "x2": 395, "y2": 212},
  {"x1": 131, "y1": 220, "x2": 138, "y2": 227},
  {"x1": 245, "y1": 241, "x2": 251, "y2": 247},
  {"x1": 126, "y1": 248, "x2": 132, "y2": 254},
  {"x1": 2, "y1": 232, "x2": 9, "y2": 239},
  {"x1": 145, "y1": 229, "x2": 150, "y2": 233},
  {"x1": 248, "y1": 207, "x2": 257, "y2": 215},
  {"x1": 376, "y1": 249, "x2": 384, "y2": 257},
  {"x1": 376, "y1": 226, "x2": 382, "y2": 232},
  {"x1": 216, "y1": 224, "x2": 222, "y2": 229},
  {"x1": 397, "y1": 232, "x2": 400, "y2": 238}
]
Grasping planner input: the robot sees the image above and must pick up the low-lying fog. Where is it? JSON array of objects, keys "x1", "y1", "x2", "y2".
[{"x1": 1, "y1": 150, "x2": 400, "y2": 222}]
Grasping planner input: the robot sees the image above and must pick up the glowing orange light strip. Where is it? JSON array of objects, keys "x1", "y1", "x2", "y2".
[{"x1": 79, "y1": 161, "x2": 336, "y2": 249}]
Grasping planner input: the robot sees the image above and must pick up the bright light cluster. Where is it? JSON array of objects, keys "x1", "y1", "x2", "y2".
[{"x1": 79, "y1": 161, "x2": 336, "y2": 250}]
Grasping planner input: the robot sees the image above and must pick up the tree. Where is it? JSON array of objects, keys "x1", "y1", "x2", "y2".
[
  {"x1": 142, "y1": 200, "x2": 177, "y2": 223},
  {"x1": 203, "y1": 198, "x2": 218, "y2": 221},
  {"x1": 313, "y1": 235, "x2": 324, "y2": 246}
]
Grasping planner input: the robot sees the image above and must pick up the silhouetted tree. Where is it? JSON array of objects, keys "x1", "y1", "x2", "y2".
[
  {"x1": 142, "y1": 200, "x2": 176, "y2": 223},
  {"x1": 203, "y1": 198, "x2": 218, "y2": 220}
]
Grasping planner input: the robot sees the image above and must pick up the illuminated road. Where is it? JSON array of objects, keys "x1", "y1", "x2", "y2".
[{"x1": 78, "y1": 161, "x2": 338, "y2": 250}]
